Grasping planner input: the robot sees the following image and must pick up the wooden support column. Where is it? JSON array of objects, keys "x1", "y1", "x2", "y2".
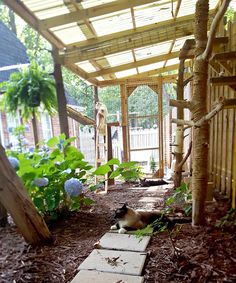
[
  {"x1": 120, "y1": 84, "x2": 129, "y2": 162},
  {"x1": 52, "y1": 48, "x2": 70, "y2": 138},
  {"x1": 158, "y1": 80, "x2": 164, "y2": 177},
  {"x1": 93, "y1": 85, "x2": 99, "y2": 152},
  {"x1": 107, "y1": 125, "x2": 114, "y2": 186}
]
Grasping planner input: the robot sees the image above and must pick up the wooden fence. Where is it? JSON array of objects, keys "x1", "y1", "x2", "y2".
[{"x1": 208, "y1": 15, "x2": 236, "y2": 208}]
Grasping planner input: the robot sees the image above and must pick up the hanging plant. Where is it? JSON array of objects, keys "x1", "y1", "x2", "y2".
[{"x1": 0, "y1": 61, "x2": 57, "y2": 121}]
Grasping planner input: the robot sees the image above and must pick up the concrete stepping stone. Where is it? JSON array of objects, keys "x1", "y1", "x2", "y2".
[
  {"x1": 78, "y1": 249, "x2": 147, "y2": 276},
  {"x1": 71, "y1": 270, "x2": 144, "y2": 283},
  {"x1": 99, "y1": 232, "x2": 150, "y2": 252},
  {"x1": 139, "y1": 196, "x2": 164, "y2": 205}
]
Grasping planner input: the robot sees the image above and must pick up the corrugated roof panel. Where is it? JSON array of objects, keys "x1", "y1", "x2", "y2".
[
  {"x1": 96, "y1": 76, "x2": 105, "y2": 81},
  {"x1": 81, "y1": 0, "x2": 116, "y2": 9},
  {"x1": 165, "y1": 57, "x2": 180, "y2": 66},
  {"x1": 134, "y1": 41, "x2": 172, "y2": 60},
  {"x1": 134, "y1": 1, "x2": 175, "y2": 28},
  {"x1": 178, "y1": 0, "x2": 219, "y2": 18},
  {"x1": 76, "y1": 61, "x2": 97, "y2": 72},
  {"x1": 115, "y1": 68, "x2": 137, "y2": 78},
  {"x1": 22, "y1": 0, "x2": 71, "y2": 20},
  {"x1": 138, "y1": 61, "x2": 164, "y2": 73},
  {"x1": 105, "y1": 51, "x2": 134, "y2": 67},
  {"x1": 172, "y1": 36, "x2": 194, "y2": 51},
  {"x1": 91, "y1": 10, "x2": 133, "y2": 36},
  {"x1": 52, "y1": 24, "x2": 86, "y2": 44}
]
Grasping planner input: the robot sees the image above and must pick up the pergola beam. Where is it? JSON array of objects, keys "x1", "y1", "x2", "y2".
[
  {"x1": 39, "y1": 0, "x2": 173, "y2": 30},
  {"x1": 97, "y1": 63, "x2": 185, "y2": 86},
  {"x1": 87, "y1": 51, "x2": 180, "y2": 79}
]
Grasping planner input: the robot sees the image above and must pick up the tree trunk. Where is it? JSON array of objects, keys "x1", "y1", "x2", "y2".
[
  {"x1": 0, "y1": 144, "x2": 52, "y2": 245},
  {"x1": 32, "y1": 110, "x2": 39, "y2": 147},
  {"x1": 174, "y1": 59, "x2": 185, "y2": 188},
  {"x1": 191, "y1": 0, "x2": 209, "y2": 225}
]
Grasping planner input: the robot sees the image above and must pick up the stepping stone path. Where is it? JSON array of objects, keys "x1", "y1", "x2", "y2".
[{"x1": 71, "y1": 184, "x2": 172, "y2": 283}]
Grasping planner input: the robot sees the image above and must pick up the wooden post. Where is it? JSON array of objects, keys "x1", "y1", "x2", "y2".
[
  {"x1": 0, "y1": 144, "x2": 52, "y2": 245},
  {"x1": 94, "y1": 85, "x2": 99, "y2": 153},
  {"x1": 107, "y1": 125, "x2": 114, "y2": 186},
  {"x1": 158, "y1": 80, "x2": 164, "y2": 177},
  {"x1": 52, "y1": 48, "x2": 70, "y2": 138},
  {"x1": 120, "y1": 84, "x2": 129, "y2": 162}
]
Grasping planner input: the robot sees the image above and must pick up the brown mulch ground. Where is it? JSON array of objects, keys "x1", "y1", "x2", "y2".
[{"x1": 0, "y1": 183, "x2": 235, "y2": 283}]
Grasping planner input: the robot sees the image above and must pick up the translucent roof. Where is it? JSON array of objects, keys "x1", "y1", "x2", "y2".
[{"x1": 14, "y1": 0, "x2": 221, "y2": 85}]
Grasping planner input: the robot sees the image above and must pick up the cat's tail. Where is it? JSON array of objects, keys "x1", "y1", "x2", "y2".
[{"x1": 168, "y1": 217, "x2": 191, "y2": 228}]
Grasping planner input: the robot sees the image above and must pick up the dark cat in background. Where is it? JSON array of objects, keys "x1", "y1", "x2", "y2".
[
  {"x1": 111, "y1": 203, "x2": 190, "y2": 234},
  {"x1": 136, "y1": 178, "x2": 168, "y2": 187}
]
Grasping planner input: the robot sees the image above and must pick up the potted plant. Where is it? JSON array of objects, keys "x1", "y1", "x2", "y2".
[{"x1": 0, "y1": 61, "x2": 57, "y2": 146}]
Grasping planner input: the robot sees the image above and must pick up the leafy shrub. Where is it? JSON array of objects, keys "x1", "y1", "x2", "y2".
[
  {"x1": 108, "y1": 159, "x2": 144, "y2": 183},
  {"x1": 215, "y1": 208, "x2": 236, "y2": 229},
  {"x1": 165, "y1": 182, "x2": 192, "y2": 216},
  {"x1": 9, "y1": 134, "x2": 93, "y2": 220}
]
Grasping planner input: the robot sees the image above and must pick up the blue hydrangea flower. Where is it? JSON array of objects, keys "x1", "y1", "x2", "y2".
[
  {"x1": 64, "y1": 178, "x2": 83, "y2": 197},
  {"x1": 33, "y1": 177, "x2": 49, "y2": 187},
  {"x1": 8, "y1": 156, "x2": 19, "y2": 171}
]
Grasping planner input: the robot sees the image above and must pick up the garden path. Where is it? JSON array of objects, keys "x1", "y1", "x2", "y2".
[{"x1": 70, "y1": 184, "x2": 171, "y2": 283}]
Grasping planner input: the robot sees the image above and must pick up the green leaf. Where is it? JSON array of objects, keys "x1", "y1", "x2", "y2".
[
  {"x1": 165, "y1": 196, "x2": 174, "y2": 206},
  {"x1": 119, "y1": 161, "x2": 137, "y2": 168},
  {"x1": 109, "y1": 168, "x2": 122, "y2": 179},
  {"x1": 107, "y1": 158, "x2": 120, "y2": 165},
  {"x1": 66, "y1": 137, "x2": 76, "y2": 143},
  {"x1": 83, "y1": 198, "x2": 94, "y2": 206},
  {"x1": 33, "y1": 197, "x2": 44, "y2": 211},
  {"x1": 50, "y1": 148, "x2": 61, "y2": 158},
  {"x1": 47, "y1": 137, "x2": 58, "y2": 147},
  {"x1": 93, "y1": 164, "x2": 111, "y2": 175}
]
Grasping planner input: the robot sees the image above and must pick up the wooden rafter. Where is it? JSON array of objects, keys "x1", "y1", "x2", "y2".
[
  {"x1": 97, "y1": 63, "x2": 187, "y2": 86},
  {"x1": 38, "y1": 0, "x2": 172, "y2": 30},
  {"x1": 163, "y1": 0, "x2": 182, "y2": 67},
  {"x1": 60, "y1": 20, "x2": 197, "y2": 64},
  {"x1": 87, "y1": 51, "x2": 180, "y2": 79}
]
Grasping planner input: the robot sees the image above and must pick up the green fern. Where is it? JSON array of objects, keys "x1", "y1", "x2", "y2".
[{"x1": 0, "y1": 61, "x2": 57, "y2": 121}]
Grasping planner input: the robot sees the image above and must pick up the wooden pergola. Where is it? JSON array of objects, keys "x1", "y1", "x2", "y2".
[{"x1": 1, "y1": 0, "x2": 236, "y2": 244}]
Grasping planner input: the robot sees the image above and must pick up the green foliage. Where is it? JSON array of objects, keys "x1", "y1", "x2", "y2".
[
  {"x1": 108, "y1": 159, "x2": 144, "y2": 183},
  {"x1": 9, "y1": 134, "x2": 93, "y2": 220},
  {"x1": 215, "y1": 208, "x2": 236, "y2": 229},
  {"x1": 225, "y1": 7, "x2": 234, "y2": 25},
  {"x1": 11, "y1": 125, "x2": 26, "y2": 153},
  {"x1": 165, "y1": 182, "x2": 192, "y2": 216},
  {"x1": 150, "y1": 155, "x2": 157, "y2": 174},
  {"x1": 0, "y1": 61, "x2": 57, "y2": 121}
]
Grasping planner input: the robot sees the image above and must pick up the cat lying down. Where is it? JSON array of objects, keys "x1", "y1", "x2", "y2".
[{"x1": 111, "y1": 203, "x2": 191, "y2": 234}]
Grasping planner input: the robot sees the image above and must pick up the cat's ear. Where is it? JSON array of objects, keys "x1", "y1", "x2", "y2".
[{"x1": 122, "y1": 203, "x2": 128, "y2": 208}]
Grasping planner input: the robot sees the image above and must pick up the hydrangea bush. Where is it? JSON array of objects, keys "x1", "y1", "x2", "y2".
[{"x1": 9, "y1": 134, "x2": 93, "y2": 220}]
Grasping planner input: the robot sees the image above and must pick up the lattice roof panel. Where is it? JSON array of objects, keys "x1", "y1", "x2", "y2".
[{"x1": 8, "y1": 0, "x2": 221, "y2": 86}]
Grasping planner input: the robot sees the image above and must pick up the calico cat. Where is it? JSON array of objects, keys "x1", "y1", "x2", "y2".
[{"x1": 110, "y1": 203, "x2": 191, "y2": 234}]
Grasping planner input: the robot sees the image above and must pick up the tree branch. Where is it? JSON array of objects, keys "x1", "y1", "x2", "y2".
[
  {"x1": 178, "y1": 141, "x2": 192, "y2": 169},
  {"x1": 195, "y1": 97, "x2": 236, "y2": 127},
  {"x1": 183, "y1": 75, "x2": 193, "y2": 86},
  {"x1": 172, "y1": 118, "x2": 194, "y2": 126},
  {"x1": 170, "y1": 99, "x2": 192, "y2": 109},
  {"x1": 201, "y1": 0, "x2": 231, "y2": 61}
]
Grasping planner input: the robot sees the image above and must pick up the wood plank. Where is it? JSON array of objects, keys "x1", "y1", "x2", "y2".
[
  {"x1": 120, "y1": 84, "x2": 129, "y2": 162},
  {"x1": 210, "y1": 76, "x2": 236, "y2": 86},
  {"x1": 212, "y1": 51, "x2": 236, "y2": 61}
]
